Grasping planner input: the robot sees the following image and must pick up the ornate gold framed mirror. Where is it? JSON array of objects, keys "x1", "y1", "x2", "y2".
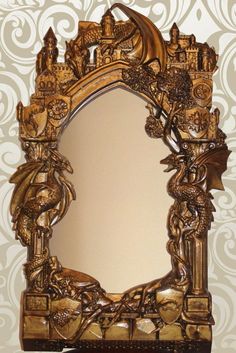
[{"x1": 10, "y1": 4, "x2": 230, "y2": 352}]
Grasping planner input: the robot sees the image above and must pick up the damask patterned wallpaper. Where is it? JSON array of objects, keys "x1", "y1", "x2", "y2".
[{"x1": 0, "y1": 1, "x2": 235, "y2": 352}]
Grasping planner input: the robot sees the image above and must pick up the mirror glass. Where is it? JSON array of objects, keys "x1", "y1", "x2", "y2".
[{"x1": 51, "y1": 89, "x2": 172, "y2": 293}]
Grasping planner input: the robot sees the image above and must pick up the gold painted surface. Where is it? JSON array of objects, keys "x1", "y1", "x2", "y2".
[
  {"x1": 5, "y1": 2, "x2": 231, "y2": 352},
  {"x1": 132, "y1": 319, "x2": 156, "y2": 340},
  {"x1": 105, "y1": 320, "x2": 129, "y2": 340},
  {"x1": 23, "y1": 316, "x2": 49, "y2": 339},
  {"x1": 159, "y1": 323, "x2": 183, "y2": 341},
  {"x1": 80, "y1": 323, "x2": 103, "y2": 340},
  {"x1": 187, "y1": 296, "x2": 210, "y2": 312},
  {"x1": 136, "y1": 318, "x2": 156, "y2": 335},
  {"x1": 186, "y1": 324, "x2": 212, "y2": 341},
  {"x1": 25, "y1": 293, "x2": 49, "y2": 313},
  {"x1": 50, "y1": 297, "x2": 82, "y2": 340}
]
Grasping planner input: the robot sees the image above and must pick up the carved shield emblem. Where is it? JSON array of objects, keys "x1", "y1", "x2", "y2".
[
  {"x1": 186, "y1": 107, "x2": 210, "y2": 139},
  {"x1": 156, "y1": 288, "x2": 184, "y2": 324},
  {"x1": 23, "y1": 104, "x2": 47, "y2": 137},
  {"x1": 192, "y1": 78, "x2": 212, "y2": 107}
]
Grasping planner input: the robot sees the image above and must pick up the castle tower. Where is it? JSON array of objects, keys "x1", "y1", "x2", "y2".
[
  {"x1": 101, "y1": 9, "x2": 115, "y2": 38},
  {"x1": 95, "y1": 8, "x2": 121, "y2": 67},
  {"x1": 44, "y1": 27, "x2": 57, "y2": 45},
  {"x1": 167, "y1": 22, "x2": 180, "y2": 60},
  {"x1": 36, "y1": 27, "x2": 59, "y2": 74},
  {"x1": 36, "y1": 69, "x2": 57, "y2": 97},
  {"x1": 43, "y1": 27, "x2": 58, "y2": 71},
  {"x1": 170, "y1": 22, "x2": 179, "y2": 45},
  {"x1": 190, "y1": 34, "x2": 196, "y2": 48},
  {"x1": 186, "y1": 47, "x2": 199, "y2": 71},
  {"x1": 202, "y1": 45, "x2": 209, "y2": 71}
]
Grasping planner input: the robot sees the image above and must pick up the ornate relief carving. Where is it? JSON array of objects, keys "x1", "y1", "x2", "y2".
[{"x1": 9, "y1": 3, "x2": 230, "y2": 352}]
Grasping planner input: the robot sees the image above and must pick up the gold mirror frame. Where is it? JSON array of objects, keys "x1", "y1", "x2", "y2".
[{"x1": 10, "y1": 4, "x2": 230, "y2": 352}]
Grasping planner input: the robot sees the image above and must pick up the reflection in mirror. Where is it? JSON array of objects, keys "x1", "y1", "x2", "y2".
[{"x1": 51, "y1": 89, "x2": 172, "y2": 292}]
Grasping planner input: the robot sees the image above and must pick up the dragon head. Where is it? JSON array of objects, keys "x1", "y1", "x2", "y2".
[
  {"x1": 160, "y1": 153, "x2": 185, "y2": 172},
  {"x1": 50, "y1": 149, "x2": 73, "y2": 173}
]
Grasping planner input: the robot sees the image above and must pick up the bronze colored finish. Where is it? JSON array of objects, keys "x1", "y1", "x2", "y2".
[{"x1": 9, "y1": 4, "x2": 230, "y2": 352}]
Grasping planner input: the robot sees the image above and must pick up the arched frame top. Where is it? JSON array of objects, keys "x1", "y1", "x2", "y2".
[
  {"x1": 67, "y1": 62, "x2": 156, "y2": 120},
  {"x1": 9, "y1": 3, "x2": 230, "y2": 352}
]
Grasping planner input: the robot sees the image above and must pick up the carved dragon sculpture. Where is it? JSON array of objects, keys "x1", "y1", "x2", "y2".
[
  {"x1": 10, "y1": 149, "x2": 75, "y2": 246},
  {"x1": 161, "y1": 153, "x2": 213, "y2": 240},
  {"x1": 9, "y1": 3, "x2": 232, "y2": 350},
  {"x1": 160, "y1": 148, "x2": 230, "y2": 240},
  {"x1": 65, "y1": 4, "x2": 167, "y2": 79}
]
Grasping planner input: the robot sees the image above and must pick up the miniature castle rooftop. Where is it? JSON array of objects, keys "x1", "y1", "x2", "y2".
[
  {"x1": 44, "y1": 27, "x2": 57, "y2": 43},
  {"x1": 170, "y1": 23, "x2": 179, "y2": 33}
]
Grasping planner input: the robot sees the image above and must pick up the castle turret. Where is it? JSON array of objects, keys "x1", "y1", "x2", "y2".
[
  {"x1": 36, "y1": 27, "x2": 59, "y2": 74},
  {"x1": 170, "y1": 23, "x2": 179, "y2": 45},
  {"x1": 167, "y1": 22, "x2": 180, "y2": 60},
  {"x1": 43, "y1": 27, "x2": 58, "y2": 71},
  {"x1": 190, "y1": 34, "x2": 196, "y2": 48},
  {"x1": 101, "y1": 9, "x2": 115, "y2": 38},
  {"x1": 44, "y1": 27, "x2": 57, "y2": 45},
  {"x1": 186, "y1": 46, "x2": 199, "y2": 71},
  {"x1": 202, "y1": 44, "x2": 209, "y2": 71}
]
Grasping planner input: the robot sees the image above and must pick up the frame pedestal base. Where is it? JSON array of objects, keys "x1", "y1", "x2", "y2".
[{"x1": 21, "y1": 291, "x2": 213, "y2": 352}]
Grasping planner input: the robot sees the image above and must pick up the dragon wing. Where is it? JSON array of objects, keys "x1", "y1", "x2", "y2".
[
  {"x1": 51, "y1": 174, "x2": 76, "y2": 226},
  {"x1": 110, "y1": 3, "x2": 167, "y2": 70},
  {"x1": 10, "y1": 161, "x2": 44, "y2": 217},
  {"x1": 190, "y1": 146, "x2": 231, "y2": 191}
]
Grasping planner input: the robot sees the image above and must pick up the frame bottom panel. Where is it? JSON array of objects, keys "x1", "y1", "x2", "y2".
[{"x1": 22, "y1": 339, "x2": 212, "y2": 353}]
